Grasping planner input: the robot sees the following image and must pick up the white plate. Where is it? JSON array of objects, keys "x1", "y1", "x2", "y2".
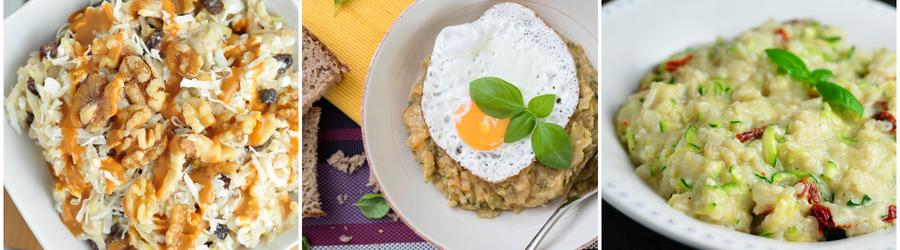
[
  {"x1": 601, "y1": 0, "x2": 896, "y2": 249},
  {"x1": 2, "y1": 0, "x2": 299, "y2": 249},
  {"x1": 361, "y1": 0, "x2": 597, "y2": 249}
]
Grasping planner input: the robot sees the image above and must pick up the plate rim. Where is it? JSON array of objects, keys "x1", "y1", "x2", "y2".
[{"x1": 360, "y1": 0, "x2": 598, "y2": 249}]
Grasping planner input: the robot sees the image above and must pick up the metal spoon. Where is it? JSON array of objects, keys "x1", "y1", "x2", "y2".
[
  {"x1": 524, "y1": 188, "x2": 597, "y2": 250},
  {"x1": 525, "y1": 153, "x2": 598, "y2": 250}
]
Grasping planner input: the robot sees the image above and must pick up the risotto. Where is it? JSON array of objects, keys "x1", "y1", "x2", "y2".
[
  {"x1": 616, "y1": 20, "x2": 896, "y2": 241},
  {"x1": 4, "y1": 0, "x2": 298, "y2": 249}
]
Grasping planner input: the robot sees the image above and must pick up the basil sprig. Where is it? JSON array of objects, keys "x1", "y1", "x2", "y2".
[
  {"x1": 469, "y1": 77, "x2": 573, "y2": 169},
  {"x1": 355, "y1": 193, "x2": 390, "y2": 219},
  {"x1": 764, "y1": 48, "x2": 863, "y2": 117}
]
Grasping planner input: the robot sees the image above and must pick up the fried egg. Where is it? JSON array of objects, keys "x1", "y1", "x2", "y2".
[{"x1": 420, "y1": 2, "x2": 579, "y2": 182}]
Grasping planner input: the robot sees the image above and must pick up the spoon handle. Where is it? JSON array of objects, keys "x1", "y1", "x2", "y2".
[{"x1": 524, "y1": 189, "x2": 597, "y2": 250}]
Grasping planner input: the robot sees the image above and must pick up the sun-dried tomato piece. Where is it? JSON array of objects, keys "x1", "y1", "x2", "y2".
[
  {"x1": 774, "y1": 28, "x2": 789, "y2": 41},
  {"x1": 736, "y1": 127, "x2": 764, "y2": 143},
  {"x1": 664, "y1": 54, "x2": 694, "y2": 72},
  {"x1": 874, "y1": 110, "x2": 896, "y2": 133},
  {"x1": 884, "y1": 205, "x2": 896, "y2": 223},
  {"x1": 800, "y1": 179, "x2": 821, "y2": 204},
  {"x1": 810, "y1": 204, "x2": 837, "y2": 229}
]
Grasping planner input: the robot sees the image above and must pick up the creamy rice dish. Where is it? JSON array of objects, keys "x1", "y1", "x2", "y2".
[
  {"x1": 617, "y1": 20, "x2": 895, "y2": 241},
  {"x1": 4, "y1": 0, "x2": 298, "y2": 249}
]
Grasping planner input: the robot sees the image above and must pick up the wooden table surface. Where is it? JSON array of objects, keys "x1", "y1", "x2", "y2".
[
  {"x1": 4, "y1": 189, "x2": 299, "y2": 250},
  {"x1": 4, "y1": 190, "x2": 42, "y2": 250}
]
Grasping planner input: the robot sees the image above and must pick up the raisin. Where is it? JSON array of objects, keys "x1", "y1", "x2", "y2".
[
  {"x1": 220, "y1": 175, "x2": 231, "y2": 189},
  {"x1": 26, "y1": 113, "x2": 34, "y2": 127},
  {"x1": 40, "y1": 42, "x2": 58, "y2": 59},
  {"x1": 260, "y1": 88, "x2": 277, "y2": 104},
  {"x1": 214, "y1": 224, "x2": 228, "y2": 239},
  {"x1": 202, "y1": 0, "x2": 224, "y2": 15},
  {"x1": 204, "y1": 241, "x2": 213, "y2": 247},
  {"x1": 273, "y1": 54, "x2": 293, "y2": 75},
  {"x1": 146, "y1": 29, "x2": 163, "y2": 50},
  {"x1": 87, "y1": 240, "x2": 99, "y2": 250},
  {"x1": 27, "y1": 78, "x2": 40, "y2": 97},
  {"x1": 108, "y1": 148, "x2": 116, "y2": 157}
]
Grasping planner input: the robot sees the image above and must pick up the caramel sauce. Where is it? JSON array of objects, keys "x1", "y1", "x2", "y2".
[
  {"x1": 278, "y1": 193, "x2": 292, "y2": 218},
  {"x1": 248, "y1": 113, "x2": 277, "y2": 146},
  {"x1": 127, "y1": 0, "x2": 153, "y2": 17},
  {"x1": 60, "y1": 103, "x2": 90, "y2": 197},
  {"x1": 160, "y1": 74, "x2": 183, "y2": 119},
  {"x1": 232, "y1": 18, "x2": 248, "y2": 34},
  {"x1": 165, "y1": 204, "x2": 202, "y2": 250},
  {"x1": 60, "y1": 194, "x2": 87, "y2": 235},
  {"x1": 188, "y1": 162, "x2": 238, "y2": 213},
  {"x1": 68, "y1": 43, "x2": 90, "y2": 87},
  {"x1": 160, "y1": 0, "x2": 181, "y2": 34},
  {"x1": 100, "y1": 157, "x2": 125, "y2": 194},
  {"x1": 235, "y1": 167, "x2": 259, "y2": 222},
  {"x1": 68, "y1": 2, "x2": 115, "y2": 47},
  {"x1": 218, "y1": 67, "x2": 243, "y2": 103}
]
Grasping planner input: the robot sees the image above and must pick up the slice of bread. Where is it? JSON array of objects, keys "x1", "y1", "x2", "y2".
[
  {"x1": 302, "y1": 27, "x2": 348, "y2": 115},
  {"x1": 302, "y1": 106, "x2": 326, "y2": 218}
]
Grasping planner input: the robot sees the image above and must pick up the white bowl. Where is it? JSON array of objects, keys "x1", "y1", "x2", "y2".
[
  {"x1": 2, "y1": 0, "x2": 299, "y2": 249},
  {"x1": 361, "y1": 0, "x2": 598, "y2": 249},
  {"x1": 601, "y1": 0, "x2": 896, "y2": 249}
]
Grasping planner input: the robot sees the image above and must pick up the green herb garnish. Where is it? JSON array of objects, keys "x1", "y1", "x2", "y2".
[
  {"x1": 355, "y1": 193, "x2": 390, "y2": 219},
  {"x1": 470, "y1": 77, "x2": 526, "y2": 118},
  {"x1": 764, "y1": 48, "x2": 863, "y2": 117},
  {"x1": 302, "y1": 235, "x2": 311, "y2": 250},
  {"x1": 847, "y1": 195, "x2": 872, "y2": 207},
  {"x1": 527, "y1": 94, "x2": 556, "y2": 118},
  {"x1": 504, "y1": 111, "x2": 537, "y2": 143},
  {"x1": 469, "y1": 77, "x2": 573, "y2": 168}
]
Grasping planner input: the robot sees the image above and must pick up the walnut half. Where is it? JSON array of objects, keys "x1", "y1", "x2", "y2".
[
  {"x1": 71, "y1": 73, "x2": 123, "y2": 132},
  {"x1": 164, "y1": 41, "x2": 203, "y2": 78}
]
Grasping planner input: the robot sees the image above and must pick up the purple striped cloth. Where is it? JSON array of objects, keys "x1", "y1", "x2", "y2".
[
  {"x1": 302, "y1": 100, "x2": 598, "y2": 250},
  {"x1": 303, "y1": 100, "x2": 435, "y2": 249}
]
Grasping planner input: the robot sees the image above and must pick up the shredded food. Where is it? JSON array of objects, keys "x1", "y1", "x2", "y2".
[{"x1": 4, "y1": 0, "x2": 298, "y2": 249}]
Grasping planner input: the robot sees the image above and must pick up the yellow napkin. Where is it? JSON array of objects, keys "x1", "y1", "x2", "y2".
[{"x1": 303, "y1": 0, "x2": 416, "y2": 124}]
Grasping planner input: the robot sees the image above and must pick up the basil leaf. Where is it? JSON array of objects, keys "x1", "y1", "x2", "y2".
[
  {"x1": 815, "y1": 81, "x2": 863, "y2": 117},
  {"x1": 470, "y1": 77, "x2": 525, "y2": 118},
  {"x1": 355, "y1": 193, "x2": 390, "y2": 219},
  {"x1": 527, "y1": 94, "x2": 556, "y2": 118},
  {"x1": 810, "y1": 69, "x2": 832, "y2": 84},
  {"x1": 505, "y1": 111, "x2": 536, "y2": 143},
  {"x1": 532, "y1": 122, "x2": 573, "y2": 169},
  {"x1": 302, "y1": 235, "x2": 311, "y2": 250},
  {"x1": 765, "y1": 48, "x2": 810, "y2": 81}
]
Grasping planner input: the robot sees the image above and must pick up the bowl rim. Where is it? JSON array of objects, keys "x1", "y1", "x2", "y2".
[
  {"x1": 600, "y1": 0, "x2": 897, "y2": 248},
  {"x1": 360, "y1": 0, "x2": 598, "y2": 249},
  {"x1": 3, "y1": 0, "x2": 300, "y2": 249}
]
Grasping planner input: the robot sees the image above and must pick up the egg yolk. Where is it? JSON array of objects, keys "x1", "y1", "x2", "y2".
[{"x1": 455, "y1": 99, "x2": 509, "y2": 151}]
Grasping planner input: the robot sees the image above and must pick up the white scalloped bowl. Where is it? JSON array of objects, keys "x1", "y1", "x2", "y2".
[
  {"x1": 601, "y1": 0, "x2": 896, "y2": 249},
  {"x1": 362, "y1": 0, "x2": 598, "y2": 249},
  {"x1": 2, "y1": 0, "x2": 298, "y2": 249}
]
